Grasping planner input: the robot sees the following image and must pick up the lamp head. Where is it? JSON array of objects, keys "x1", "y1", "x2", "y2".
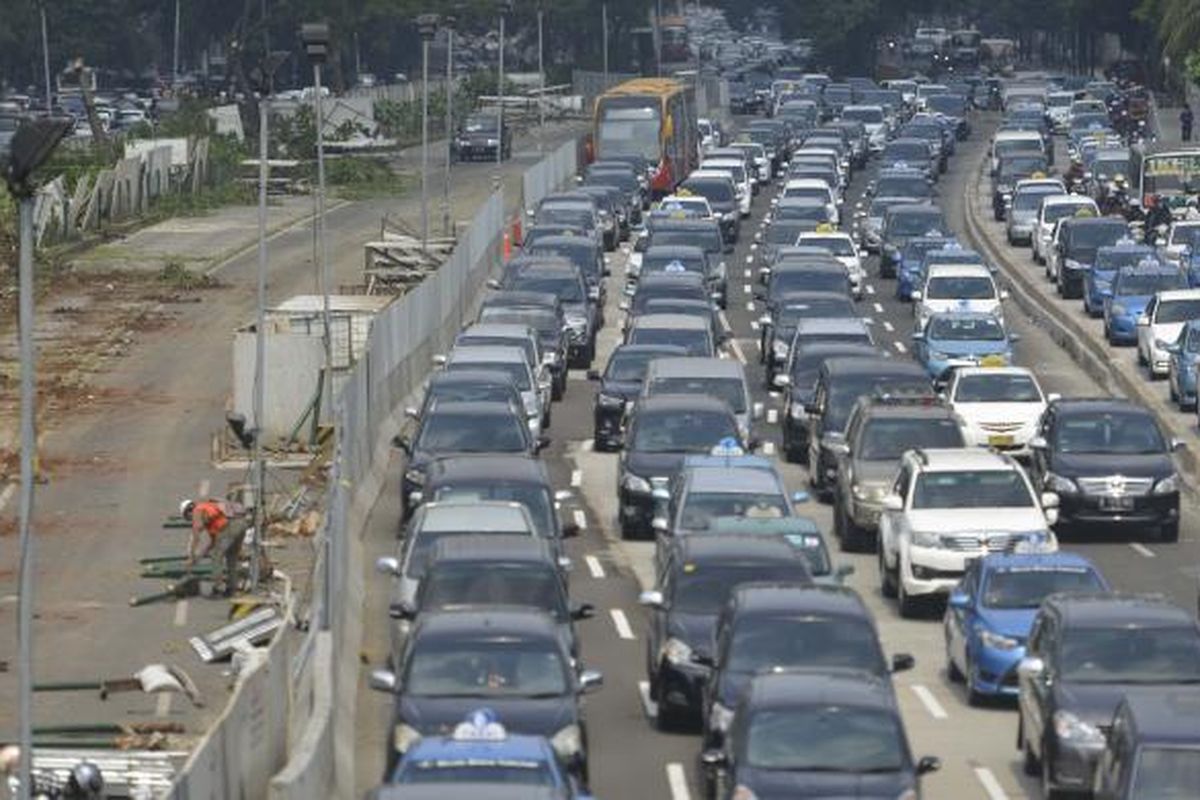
[
  {"x1": 4, "y1": 117, "x2": 72, "y2": 197},
  {"x1": 417, "y1": 13, "x2": 440, "y2": 40},
  {"x1": 300, "y1": 23, "x2": 331, "y2": 64}
]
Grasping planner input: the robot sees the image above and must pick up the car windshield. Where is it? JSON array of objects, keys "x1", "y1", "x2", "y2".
[
  {"x1": 1067, "y1": 223, "x2": 1127, "y2": 250},
  {"x1": 843, "y1": 107, "x2": 884, "y2": 124},
  {"x1": 954, "y1": 373, "x2": 1042, "y2": 402},
  {"x1": 925, "y1": 276, "x2": 995, "y2": 300},
  {"x1": 479, "y1": 309, "x2": 558, "y2": 341},
  {"x1": 673, "y1": 563, "x2": 809, "y2": 614},
  {"x1": 1061, "y1": 626, "x2": 1200, "y2": 683},
  {"x1": 1131, "y1": 747, "x2": 1200, "y2": 798},
  {"x1": 1114, "y1": 272, "x2": 1187, "y2": 296},
  {"x1": 999, "y1": 158, "x2": 1046, "y2": 178},
  {"x1": 507, "y1": 274, "x2": 584, "y2": 303},
  {"x1": 1095, "y1": 249, "x2": 1156, "y2": 270},
  {"x1": 606, "y1": 350, "x2": 666, "y2": 382},
  {"x1": 776, "y1": 204, "x2": 830, "y2": 222},
  {"x1": 420, "y1": 564, "x2": 566, "y2": 619},
  {"x1": 889, "y1": 212, "x2": 945, "y2": 237},
  {"x1": 745, "y1": 707, "x2": 905, "y2": 772},
  {"x1": 828, "y1": 376, "x2": 929, "y2": 430},
  {"x1": 597, "y1": 105, "x2": 660, "y2": 160},
  {"x1": 526, "y1": 245, "x2": 596, "y2": 276},
  {"x1": 1157, "y1": 299, "x2": 1200, "y2": 323},
  {"x1": 536, "y1": 207, "x2": 593, "y2": 228},
  {"x1": 1055, "y1": 412, "x2": 1166, "y2": 454},
  {"x1": 464, "y1": 115, "x2": 498, "y2": 132},
  {"x1": 876, "y1": 175, "x2": 931, "y2": 198},
  {"x1": 783, "y1": 186, "x2": 831, "y2": 202},
  {"x1": 631, "y1": 410, "x2": 737, "y2": 453},
  {"x1": 1092, "y1": 157, "x2": 1131, "y2": 181},
  {"x1": 911, "y1": 470, "x2": 1033, "y2": 509},
  {"x1": 803, "y1": 237, "x2": 854, "y2": 256},
  {"x1": 650, "y1": 376, "x2": 746, "y2": 413},
  {"x1": 884, "y1": 143, "x2": 930, "y2": 162},
  {"x1": 928, "y1": 316, "x2": 1006, "y2": 341},
  {"x1": 642, "y1": 254, "x2": 706, "y2": 276},
  {"x1": 904, "y1": 240, "x2": 948, "y2": 261},
  {"x1": 777, "y1": 299, "x2": 855, "y2": 326},
  {"x1": 772, "y1": 271, "x2": 848, "y2": 295},
  {"x1": 405, "y1": 639, "x2": 569, "y2": 696},
  {"x1": 1014, "y1": 189, "x2": 1059, "y2": 211},
  {"x1": 458, "y1": 336, "x2": 536, "y2": 365},
  {"x1": 683, "y1": 179, "x2": 734, "y2": 203},
  {"x1": 628, "y1": 326, "x2": 710, "y2": 354},
  {"x1": 767, "y1": 224, "x2": 806, "y2": 245},
  {"x1": 429, "y1": 382, "x2": 516, "y2": 406},
  {"x1": 728, "y1": 615, "x2": 882, "y2": 674},
  {"x1": 432, "y1": 484, "x2": 554, "y2": 539},
  {"x1": 679, "y1": 492, "x2": 790, "y2": 529},
  {"x1": 982, "y1": 567, "x2": 1105, "y2": 609},
  {"x1": 397, "y1": 758, "x2": 554, "y2": 786},
  {"x1": 417, "y1": 411, "x2": 527, "y2": 453},
  {"x1": 652, "y1": 229, "x2": 722, "y2": 253},
  {"x1": 857, "y1": 417, "x2": 964, "y2": 460},
  {"x1": 446, "y1": 360, "x2": 531, "y2": 391},
  {"x1": 1044, "y1": 202, "x2": 1094, "y2": 223}
]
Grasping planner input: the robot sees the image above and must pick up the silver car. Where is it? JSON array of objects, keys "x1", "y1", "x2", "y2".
[
  {"x1": 642, "y1": 357, "x2": 763, "y2": 442},
  {"x1": 439, "y1": 345, "x2": 545, "y2": 433}
]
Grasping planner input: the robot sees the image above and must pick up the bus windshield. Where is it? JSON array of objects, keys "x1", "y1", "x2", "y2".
[
  {"x1": 597, "y1": 103, "x2": 660, "y2": 161},
  {"x1": 1143, "y1": 153, "x2": 1200, "y2": 197}
]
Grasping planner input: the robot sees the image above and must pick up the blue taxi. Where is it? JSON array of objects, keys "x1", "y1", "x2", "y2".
[
  {"x1": 1103, "y1": 264, "x2": 1188, "y2": 345},
  {"x1": 943, "y1": 553, "x2": 1109, "y2": 703},
  {"x1": 370, "y1": 709, "x2": 594, "y2": 799},
  {"x1": 1082, "y1": 242, "x2": 1159, "y2": 318},
  {"x1": 912, "y1": 311, "x2": 1018, "y2": 383}
]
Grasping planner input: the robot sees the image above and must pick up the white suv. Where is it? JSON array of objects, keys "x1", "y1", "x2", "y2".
[
  {"x1": 946, "y1": 366, "x2": 1057, "y2": 456},
  {"x1": 878, "y1": 448, "x2": 1059, "y2": 617}
]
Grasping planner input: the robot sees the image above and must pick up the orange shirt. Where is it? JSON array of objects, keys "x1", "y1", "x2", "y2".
[{"x1": 194, "y1": 500, "x2": 229, "y2": 539}]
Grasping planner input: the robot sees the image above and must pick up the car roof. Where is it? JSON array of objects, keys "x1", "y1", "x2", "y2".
[
  {"x1": 674, "y1": 533, "x2": 803, "y2": 562},
  {"x1": 795, "y1": 317, "x2": 870, "y2": 334},
  {"x1": 747, "y1": 670, "x2": 893, "y2": 710},
  {"x1": 952, "y1": 365, "x2": 1036, "y2": 380},
  {"x1": 684, "y1": 465, "x2": 783, "y2": 494},
  {"x1": 925, "y1": 263, "x2": 993, "y2": 278},
  {"x1": 1120, "y1": 688, "x2": 1200, "y2": 745},
  {"x1": 1156, "y1": 288, "x2": 1200, "y2": 302},
  {"x1": 1052, "y1": 397, "x2": 1156, "y2": 416},
  {"x1": 430, "y1": 534, "x2": 556, "y2": 565},
  {"x1": 429, "y1": 368, "x2": 519, "y2": 387},
  {"x1": 413, "y1": 607, "x2": 562, "y2": 640},
  {"x1": 528, "y1": 234, "x2": 599, "y2": 250},
  {"x1": 426, "y1": 400, "x2": 524, "y2": 417},
  {"x1": 416, "y1": 501, "x2": 532, "y2": 532},
  {"x1": 977, "y1": 552, "x2": 1101, "y2": 573},
  {"x1": 908, "y1": 447, "x2": 1020, "y2": 472},
  {"x1": 630, "y1": 313, "x2": 709, "y2": 330},
  {"x1": 459, "y1": 323, "x2": 536, "y2": 339},
  {"x1": 644, "y1": 244, "x2": 708, "y2": 258},
  {"x1": 646, "y1": 356, "x2": 744, "y2": 378},
  {"x1": 635, "y1": 272, "x2": 707, "y2": 289},
  {"x1": 731, "y1": 583, "x2": 869, "y2": 617},
  {"x1": 635, "y1": 393, "x2": 732, "y2": 414},
  {"x1": 426, "y1": 454, "x2": 547, "y2": 484},
  {"x1": 824, "y1": 357, "x2": 926, "y2": 377},
  {"x1": 1043, "y1": 194, "x2": 1096, "y2": 207},
  {"x1": 1047, "y1": 592, "x2": 1196, "y2": 628},
  {"x1": 447, "y1": 345, "x2": 528, "y2": 364},
  {"x1": 927, "y1": 310, "x2": 1006, "y2": 325},
  {"x1": 772, "y1": 261, "x2": 847, "y2": 276}
]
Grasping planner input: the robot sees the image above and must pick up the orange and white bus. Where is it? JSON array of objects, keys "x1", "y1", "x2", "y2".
[{"x1": 590, "y1": 78, "x2": 699, "y2": 199}]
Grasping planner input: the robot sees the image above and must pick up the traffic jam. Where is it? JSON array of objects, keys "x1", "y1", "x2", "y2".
[{"x1": 365, "y1": 23, "x2": 1200, "y2": 800}]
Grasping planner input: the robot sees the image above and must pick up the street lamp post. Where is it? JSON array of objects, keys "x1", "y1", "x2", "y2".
[
  {"x1": 442, "y1": 17, "x2": 455, "y2": 237},
  {"x1": 497, "y1": 0, "x2": 513, "y2": 169},
  {"x1": 537, "y1": 7, "x2": 545, "y2": 151},
  {"x1": 4, "y1": 116, "x2": 72, "y2": 800},
  {"x1": 300, "y1": 22, "x2": 334, "y2": 629},
  {"x1": 40, "y1": 4, "x2": 52, "y2": 112},
  {"x1": 418, "y1": 14, "x2": 439, "y2": 253},
  {"x1": 602, "y1": 3, "x2": 609, "y2": 88}
]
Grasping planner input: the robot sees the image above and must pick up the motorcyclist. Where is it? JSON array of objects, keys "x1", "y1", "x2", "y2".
[{"x1": 1143, "y1": 195, "x2": 1173, "y2": 245}]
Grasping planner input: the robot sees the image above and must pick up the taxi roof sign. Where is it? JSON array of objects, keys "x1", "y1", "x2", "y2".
[
  {"x1": 711, "y1": 437, "x2": 745, "y2": 457},
  {"x1": 452, "y1": 709, "x2": 507, "y2": 741}
]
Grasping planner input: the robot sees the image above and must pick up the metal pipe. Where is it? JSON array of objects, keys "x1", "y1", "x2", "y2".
[
  {"x1": 173, "y1": 0, "x2": 181, "y2": 87},
  {"x1": 442, "y1": 26, "x2": 453, "y2": 237},
  {"x1": 16, "y1": 194, "x2": 37, "y2": 800},
  {"x1": 655, "y1": 0, "x2": 662, "y2": 77},
  {"x1": 537, "y1": 9, "x2": 545, "y2": 151},
  {"x1": 40, "y1": 5, "x2": 52, "y2": 112},
  {"x1": 421, "y1": 36, "x2": 430, "y2": 251},
  {"x1": 497, "y1": 11, "x2": 505, "y2": 168},
  {"x1": 602, "y1": 3, "x2": 609, "y2": 87},
  {"x1": 250, "y1": 97, "x2": 269, "y2": 591},
  {"x1": 311, "y1": 60, "x2": 333, "y2": 631}
]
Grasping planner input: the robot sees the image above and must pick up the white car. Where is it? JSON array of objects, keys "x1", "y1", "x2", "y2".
[
  {"x1": 1161, "y1": 220, "x2": 1200, "y2": 267},
  {"x1": 1136, "y1": 288, "x2": 1200, "y2": 377},
  {"x1": 797, "y1": 231, "x2": 865, "y2": 298},
  {"x1": 946, "y1": 367, "x2": 1058, "y2": 456},
  {"x1": 727, "y1": 141, "x2": 771, "y2": 185},
  {"x1": 878, "y1": 448, "x2": 1059, "y2": 617},
  {"x1": 698, "y1": 162, "x2": 752, "y2": 217},
  {"x1": 842, "y1": 104, "x2": 889, "y2": 152},
  {"x1": 1045, "y1": 91, "x2": 1075, "y2": 132},
  {"x1": 1033, "y1": 195, "x2": 1098, "y2": 265},
  {"x1": 777, "y1": 178, "x2": 840, "y2": 225},
  {"x1": 698, "y1": 117, "x2": 719, "y2": 150},
  {"x1": 913, "y1": 263, "x2": 1007, "y2": 332}
]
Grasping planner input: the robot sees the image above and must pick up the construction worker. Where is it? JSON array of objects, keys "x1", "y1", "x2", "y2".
[
  {"x1": 1182, "y1": 104, "x2": 1194, "y2": 143},
  {"x1": 181, "y1": 497, "x2": 245, "y2": 597}
]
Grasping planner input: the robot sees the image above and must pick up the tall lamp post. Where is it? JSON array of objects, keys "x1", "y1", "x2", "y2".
[
  {"x1": 442, "y1": 14, "x2": 456, "y2": 237},
  {"x1": 300, "y1": 22, "x2": 335, "y2": 629},
  {"x1": 3, "y1": 116, "x2": 72, "y2": 800},
  {"x1": 537, "y1": 5, "x2": 545, "y2": 151},
  {"x1": 418, "y1": 14, "x2": 439, "y2": 253},
  {"x1": 496, "y1": 0, "x2": 513, "y2": 169}
]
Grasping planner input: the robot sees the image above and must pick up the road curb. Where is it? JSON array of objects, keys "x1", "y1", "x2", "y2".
[{"x1": 960, "y1": 161, "x2": 1200, "y2": 492}]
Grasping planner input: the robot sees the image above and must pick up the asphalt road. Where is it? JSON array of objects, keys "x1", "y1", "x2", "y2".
[{"x1": 354, "y1": 111, "x2": 1200, "y2": 799}]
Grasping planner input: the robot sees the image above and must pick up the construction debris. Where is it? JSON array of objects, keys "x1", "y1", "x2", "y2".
[{"x1": 190, "y1": 605, "x2": 284, "y2": 663}]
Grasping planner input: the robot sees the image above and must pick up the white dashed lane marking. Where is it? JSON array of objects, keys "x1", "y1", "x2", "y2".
[
  {"x1": 570, "y1": 469, "x2": 582, "y2": 487},
  {"x1": 573, "y1": 509, "x2": 588, "y2": 531},
  {"x1": 666, "y1": 763, "x2": 691, "y2": 800},
  {"x1": 767, "y1": 409, "x2": 778, "y2": 424},
  {"x1": 585, "y1": 555, "x2": 605, "y2": 579},
  {"x1": 893, "y1": 341, "x2": 908, "y2": 354},
  {"x1": 910, "y1": 685, "x2": 949, "y2": 720},
  {"x1": 610, "y1": 609, "x2": 635, "y2": 640},
  {"x1": 873, "y1": 302, "x2": 884, "y2": 313},
  {"x1": 883, "y1": 321, "x2": 895, "y2": 333},
  {"x1": 1129, "y1": 542, "x2": 1156, "y2": 558},
  {"x1": 974, "y1": 767, "x2": 1009, "y2": 800}
]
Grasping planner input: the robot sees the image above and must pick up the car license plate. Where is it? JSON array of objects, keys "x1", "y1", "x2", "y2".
[
  {"x1": 987, "y1": 434, "x2": 1014, "y2": 447},
  {"x1": 1099, "y1": 495, "x2": 1134, "y2": 511}
]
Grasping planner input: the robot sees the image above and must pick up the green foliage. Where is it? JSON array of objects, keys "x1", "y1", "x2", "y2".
[{"x1": 325, "y1": 156, "x2": 411, "y2": 200}]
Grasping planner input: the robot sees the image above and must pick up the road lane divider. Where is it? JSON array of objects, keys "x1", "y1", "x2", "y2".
[
  {"x1": 571, "y1": 469, "x2": 582, "y2": 487},
  {"x1": 610, "y1": 609, "x2": 635, "y2": 640},
  {"x1": 873, "y1": 302, "x2": 884, "y2": 313},
  {"x1": 638, "y1": 680, "x2": 657, "y2": 718},
  {"x1": 585, "y1": 555, "x2": 606, "y2": 579},
  {"x1": 666, "y1": 763, "x2": 692, "y2": 800},
  {"x1": 893, "y1": 341, "x2": 907, "y2": 354},
  {"x1": 1129, "y1": 542, "x2": 1156, "y2": 558},
  {"x1": 973, "y1": 766, "x2": 1009, "y2": 800},
  {"x1": 909, "y1": 684, "x2": 948, "y2": 720},
  {"x1": 573, "y1": 509, "x2": 588, "y2": 531}
]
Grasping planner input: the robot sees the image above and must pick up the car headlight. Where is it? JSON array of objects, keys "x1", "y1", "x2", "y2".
[
  {"x1": 910, "y1": 530, "x2": 941, "y2": 548},
  {"x1": 598, "y1": 392, "x2": 624, "y2": 408},
  {"x1": 772, "y1": 340, "x2": 789, "y2": 358},
  {"x1": 550, "y1": 724, "x2": 582, "y2": 758},
  {"x1": 1064, "y1": 258, "x2": 1084, "y2": 271},
  {"x1": 721, "y1": 212, "x2": 736, "y2": 222},
  {"x1": 1053, "y1": 710, "x2": 1105, "y2": 744},
  {"x1": 566, "y1": 313, "x2": 588, "y2": 333},
  {"x1": 710, "y1": 701, "x2": 734, "y2": 732},
  {"x1": 393, "y1": 723, "x2": 422, "y2": 754},
  {"x1": 1110, "y1": 303, "x2": 1127, "y2": 318},
  {"x1": 623, "y1": 473, "x2": 652, "y2": 493},
  {"x1": 404, "y1": 468, "x2": 425, "y2": 486},
  {"x1": 1045, "y1": 472, "x2": 1078, "y2": 494},
  {"x1": 929, "y1": 350, "x2": 952, "y2": 362},
  {"x1": 853, "y1": 483, "x2": 887, "y2": 502},
  {"x1": 1154, "y1": 473, "x2": 1179, "y2": 495},
  {"x1": 662, "y1": 637, "x2": 694, "y2": 665},
  {"x1": 978, "y1": 627, "x2": 1021, "y2": 651}
]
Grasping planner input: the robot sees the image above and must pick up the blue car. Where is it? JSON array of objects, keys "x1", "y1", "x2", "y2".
[
  {"x1": 943, "y1": 553, "x2": 1109, "y2": 703},
  {"x1": 370, "y1": 709, "x2": 594, "y2": 799},
  {"x1": 897, "y1": 236, "x2": 956, "y2": 301},
  {"x1": 912, "y1": 311, "x2": 1018, "y2": 383},
  {"x1": 1083, "y1": 242, "x2": 1159, "y2": 318},
  {"x1": 1168, "y1": 319, "x2": 1200, "y2": 410},
  {"x1": 1103, "y1": 265, "x2": 1189, "y2": 345}
]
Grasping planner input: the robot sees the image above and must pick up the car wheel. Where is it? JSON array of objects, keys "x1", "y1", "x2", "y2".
[
  {"x1": 879, "y1": 547, "x2": 897, "y2": 598},
  {"x1": 1021, "y1": 723, "x2": 1039, "y2": 776},
  {"x1": 946, "y1": 641, "x2": 964, "y2": 683},
  {"x1": 965, "y1": 656, "x2": 986, "y2": 707},
  {"x1": 1161, "y1": 521, "x2": 1180, "y2": 542},
  {"x1": 619, "y1": 514, "x2": 640, "y2": 540},
  {"x1": 656, "y1": 698, "x2": 686, "y2": 733},
  {"x1": 1042, "y1": 744, "x2": 1065, "y2": 799},
  {"x1": 898, "y1": 579, "x2": 920, "y2": 618},
  {"x1": 838, "y1": 503, "x2": 866, "y2": 553}
]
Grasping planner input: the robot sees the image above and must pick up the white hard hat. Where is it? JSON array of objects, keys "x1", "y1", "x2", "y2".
[{"x1": 180, "y1": 499, "x2": 195, "y2": 518}]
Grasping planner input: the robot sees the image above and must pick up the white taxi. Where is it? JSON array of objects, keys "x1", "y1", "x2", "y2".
[
  {"x1": 1136, "y1": 288, "x2": 1200, "y2": 377},
  {"x1": 912, "y1": 263, "x2": 1007, "y2": 332},
  {"x1": 878, "y1": 448, "x2": 1059, "y2": 617},
  {"x1": 797, "y1": 229, "x2": 866, "y2": 298},
  {"x1": 946, "y1": 366, "x2": 1057, "y2": 456}
]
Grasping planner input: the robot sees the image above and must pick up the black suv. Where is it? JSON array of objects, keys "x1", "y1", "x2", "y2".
[
  {"x1": 639, "y1": 535, "x2": 813, "y2": 732},
  {"x1": 453, "y1": 112, "x2": 511, "y2": 161},
  {"x1": 1093, "y1": 687, "x2": 1200, "y2": 799},
  {"x1": 1028, "y1": 398, "x2": 1183, "y2": 540},
  {"x1": 1017, "y1": 593, "x2": 1200, "y2": 798},
  {"x1": 778, "y1": 343, "x2": 883, "y2": 461},
  {"x1": 587, "y1": 344, "x2": 687, "y2": 451}
]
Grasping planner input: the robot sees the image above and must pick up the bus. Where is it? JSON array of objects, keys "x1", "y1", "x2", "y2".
[
  {"x1": 1138, "y1": 149, "x2": 1200, "y2": 214},
  {"x1": 590, "y1": 78, "x2": 699, "y2": 198}
]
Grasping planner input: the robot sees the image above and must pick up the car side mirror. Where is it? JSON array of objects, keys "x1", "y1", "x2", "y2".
[
  {"x1": 586, "y1": 369, "x2": 602, "y2": 381},
  {"x1": 821, "y1": 432, "x2": 848, "y2": 455},
  {"x1": 486, "y1": 278, "x2": 501, "y2": 289},
  {"x1": 1000, "y1": 289, "x2": 1010, "y2": 300},
  {"x1": 404, "y1": 406, "x2": 420, "y2": 421},
  {"x1": 388, "y1": 600, "x2": 416, "y2": 620},
  {"x1": 747, "y1": 436, "x2": 762, "y2": 452},
  {"x1": 773, "y1": 373, "x2": 791, "y2": 388},
  {"x1": 917, "y1": 756, "x2": 942, "y2": 775},
  {"x1": 1046, "y1": 392, "x2": 1061, "y2": 403},
  {"x1": 369, "y1": 668, "x2": 399, "y2": 694},
  {"x1": 638, "y1": 590, "x2": 664, "y2": 608},
  {"x1": 579, "y1": 669, "x2": 604, "y2": 693},
  {"x1": 1171, "y1": 437, "x2": 1187, "y2": 451},
  {"x1": 891, "y1": 653, "x2": 916, "y2": 673},
  {"x1": 375, "y1": 556, "x2": 402, "y2": 577},
  {"x1": 791, "y1": 491, "x2": 810, "y2": 504},
  {"x1": 1136, "y1": 314, "x2": 1150, "y2": 327},
  {"x1": 910, "y1": 290, "x2": 923, "y2": 300},
  {"x1": 432, "y1": 353, "x2": 447, "y2": 366},
  {"x1": 691, "y1": 651, "x2": 716, "y2": 667},
  {"x1": 752, "y1": 286, "x2": 766, "y2": 300},
  {"x1": 1018, "y1": 656, "x2": 1046, "y2": 681},
  {"x1": 1040, "y1": 491, "x2": 1060, "y2": 510},
  {"x1": 911, "y1": 331, "x2": 926, "y2": 342},
  {"x1": 882, "y1": 494, "x2": 903, "y2": 512},
  {"x1": 535, "y1": 435, "x2": 551, "y2": 452},
  {"x1": 947, "y1": 590, "x2": 970, "y2": 610},
  {"x1": 1029, "y1": 435, "x2": 1048, "y2": 450},
  {"x1": 572, "y1": 603, "x2": 596, "y2": 620},
  {"x1": 700, "y1": 749, "x2": 727, "y2": 768},
  {"x1": 651, "y1": 516, "x2": 669, "y2": 533},
  {"x1": 391, "y1": 434, "x2": 410, "y2": 454}
]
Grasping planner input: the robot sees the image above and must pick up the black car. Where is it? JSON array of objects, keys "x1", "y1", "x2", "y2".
[
  {"x1": 701, "y1": 670, "x2": 939, "y2": 800},
  {"x1": 625, "y1": 272, "x2": 711, "y2": 315},
  {"x1": 679, "y1": 174, "x2": 740, "y2": 243},
  {"x1": 754, "y1": 261, "x2": 852, "y2": 309},
  {"x1": 523, "y1": 235, "x2": 608, "y2": 318},
  {"x1": 1028, "y1": 398, "x2": 1183, "y2": 540},
  {"x1": 499, "y1": 261, "x2": 598, "y2": 367},
  {"x1": 1017, "y1": 593, "x2": 1200, "y2": 797},
  {"x1": 583, "y1": 164, "x2": 645, "y2": 220},
  {"x1": 640, "y1": 244, "x2": 725, "y2": 309},
  {"x1": 454, "y1": 112, "x2": 511, "y2": 161},
  {"x1": 992, "y1": 154, "x2": 1051, "y2": 220},
  {"x1": 391, "y1": 534, "x2": 594, "y2": 661},
  {"x1": 700, "y1": 584, "x2": 914, "y2": 752},
  {"x1": 587, "y1": 344, "x2": 688, "y2": 451},
  {"x1": 778, "y1": 343, "x2": 884, "y2": 461},
  {"x1": 639, "y1": 536, "x2": 813, "y2": 731},
  {"x1": 396, "y1": 400, "x2": 547, "y2": 520},
  {"x1": 1051, "y1": 216, "x2": 1130, "y2": 299},
  {"x1": 639, "y1": 298, "x2": 723, "y2": 348},
  {"x1": 479, "y1": 290, "x2": 569, "y2": 398},
  {"x1": 370, "y1": 609, "x2": 603, "y2": 779},
  {"x1": 758, "y1": 291, "x2": 857, "y2": 386},
  {"x1": 804, "y1": 358, "x2": 932, "y2": 494},
  {"x1": 618, "y1": 394, "x2": 746, "y2": 539},
  {"x1": 880, "y1": 203, "x2": 948, "y2": 278},
  {"x1": 574, "y1": 184, "x2": 624, "y2": 249},
  {"x1": 1093, "y1": 687, "x2": 1200, "y2": 799}
]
